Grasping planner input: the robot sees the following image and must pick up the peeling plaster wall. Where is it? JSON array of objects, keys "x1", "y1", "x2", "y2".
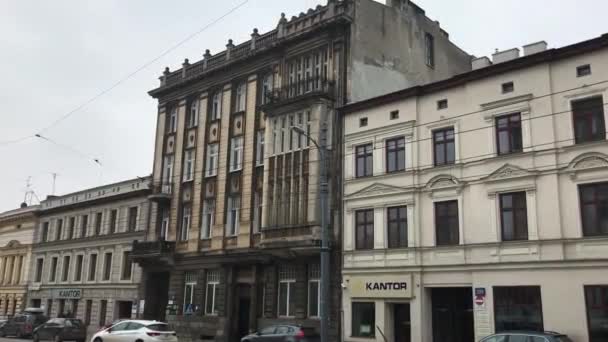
[{"x1": 348, "y1": 0, "x2": 472, "y2": 102}]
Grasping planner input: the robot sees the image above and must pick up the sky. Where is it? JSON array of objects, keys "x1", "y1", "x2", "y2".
[{"x1": 0, "y1": 0, "x2": 607, "y2": 212}]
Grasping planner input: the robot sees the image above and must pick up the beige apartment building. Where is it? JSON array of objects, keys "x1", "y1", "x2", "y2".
[
  {"x1": 27, "y1": 177, "x2": 150, "y2": 335},
  {"x1": 340, "y1": 34, "x2": 608, "y2": 342},
  {"x1": 0, "y1": 204, "x2": 39, "y2": 319},
  {"x1": 131, "y1": 1, "x2": 471, "y2": 341}
]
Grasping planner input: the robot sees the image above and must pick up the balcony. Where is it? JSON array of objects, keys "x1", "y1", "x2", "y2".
[
  {"x1": 148, "y1": 183, "x2": 172, "y2": 203},
  {"x1": 131, "y1": 240, "x2": 175, "y2": 268},
  {"x1": 262, "y1": 77, "x2": 335, "y2": 112}
]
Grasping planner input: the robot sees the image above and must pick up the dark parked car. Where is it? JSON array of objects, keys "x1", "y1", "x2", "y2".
[
  {"x1": 241, "y1": 325, "x2": 319, "y2": 342},
  {"x1": 480, "y1": 331, "x2": 574, "y2": 342},
  {"x1": 0, "y1": 309, "x2": 48, "y2": 337},
  {"x1": 33, "y1": 318, "x2": 86, "y2": 342}
]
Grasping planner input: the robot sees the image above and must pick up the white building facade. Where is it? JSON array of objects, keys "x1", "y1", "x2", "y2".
[{"x1": 340, "y1": 34, "x2": 608, "y2": 342}]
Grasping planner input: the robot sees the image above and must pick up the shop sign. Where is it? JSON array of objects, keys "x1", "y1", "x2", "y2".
[
  {"x1": 349, "y1": 275, "x2": 413, "y2": 298},
  {"x1": 55, "y1": 289, "x2": 82, "y2": 299}
]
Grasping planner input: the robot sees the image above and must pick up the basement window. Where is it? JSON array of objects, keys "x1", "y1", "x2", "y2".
[
  {"x1": 390, "y1": 110, "x2": 399, "y2": 120},
  {"x1": 359, "y1": 117, "x2": 368, "y2": 127},
  {"x1": 502, "y1": 82, "x2": 514, "y2": 93},
  {"x1": 437, "y1": 99, "x2": 448, "y2": 110}
]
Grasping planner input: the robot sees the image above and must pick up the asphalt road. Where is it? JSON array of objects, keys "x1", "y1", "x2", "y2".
[{"x1": 0, "y1": 338, "x2": 31, "y2": 342}]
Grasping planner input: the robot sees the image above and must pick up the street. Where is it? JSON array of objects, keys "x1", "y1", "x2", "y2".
[{"x1": 0, "y1": 338, "x2": 32, "y2": 342}]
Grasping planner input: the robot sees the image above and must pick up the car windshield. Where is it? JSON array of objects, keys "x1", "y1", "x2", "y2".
[{"x1": 146, "y1": 324, "x2": 169, "y2": 331}]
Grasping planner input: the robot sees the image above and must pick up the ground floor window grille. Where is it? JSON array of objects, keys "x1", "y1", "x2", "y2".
[{"x1": 278, "y1": 266, "x2": 297, "y2": 317}]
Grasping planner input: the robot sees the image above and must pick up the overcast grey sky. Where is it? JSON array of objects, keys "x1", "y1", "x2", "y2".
[{"x1": 1, "y1": 0, "x2": 606, "y2": 212}]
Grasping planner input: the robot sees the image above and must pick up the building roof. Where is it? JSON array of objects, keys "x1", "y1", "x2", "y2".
[
  {"x1": 0, "y1": 205, "x2": 40, "y2": 222},
  {"x1": 339, "y1": 33, "x2": 608, "y2": 115}
]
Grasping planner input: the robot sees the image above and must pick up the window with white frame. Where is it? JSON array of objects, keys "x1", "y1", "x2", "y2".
[
  {"x1": 278, "y1": 265, "x2": 296, "y2": 317},
  {"x1": 205, "y1": 270, "x2": 220, "y2": 315},
  {"x1": 256, "y1": 131, "x2": 265, "y2": 167},
  {"x1": 187, "y1": 100, "x2": 198, "y2": 128},
  {"x1": 226, "y1": 196, "x2": 241, "y2": 236},
  {"x1": 183, "y1": 272, "x2": 197, "y2": 314},
  {"x1": 253, "y1": 191, "x2": 262, "y2": 233},
  {"x1": 201, "y1": 199, "x2": 215, "y2": 239},
  {"x1": 180, "y1": 204, "x2": 191, "y2": 241},
  {"x1": 183, "y1": 150, "x2": 195, "y2": 182},
  {"x1": 261, "y1": 74, "x2": 273, "y2": 104},
  {"x1": 160, "y1": 209, "x2": 169, "y2": 241},
  {"x1": 236, "y1": 82, "x2": 247, "y2": 112},
  {"x1": 308, "y1": 264, "x2": 320, "y2": 318},
  {"x1": 163, "y1": 155, "x2": 174, "y2": 192},
  {"x1": 270, "y1": 111, "x2": 311, "y2": 156},
  {"x1": 211, "y1": 91, "x2": 222, "y2": 121},
  {"x1": 205, "y1": 144, "x2": 219, "y2": 177},
  {"x1": 168, "y1": 108, "x2": 177, "y2": 133},
  {"x1": 230, "y1": 137, "x2": 244, "y2": 172}
]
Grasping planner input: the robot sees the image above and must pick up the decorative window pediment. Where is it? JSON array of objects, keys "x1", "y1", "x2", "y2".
[
  {"x1": 345, "y1": 182, "x2": 408, "y2": 200},
  {"x1": 484, "y1": 163, "x2": 537, "y2": 183},
  {"x1": 564, "y1": 152, "x2": 608, "y2": 180},
  {"x1": 424, "y1": 174, "x2": 464, "y2": 198}
]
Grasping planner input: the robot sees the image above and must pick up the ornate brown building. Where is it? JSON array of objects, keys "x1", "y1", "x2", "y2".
[{"x1": 132, "y1": 1, "x2": 470, "y2": 341}]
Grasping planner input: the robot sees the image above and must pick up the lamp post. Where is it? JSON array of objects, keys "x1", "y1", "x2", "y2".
[{"x1": 291, "y1": 125, "x2": 330, "y2": 342}]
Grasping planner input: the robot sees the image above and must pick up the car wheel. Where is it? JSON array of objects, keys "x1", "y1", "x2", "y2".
[
  {"x1": 54, "y1": 334, "x2": 62, "y2": 342},
  {"x1": 93, "y1": 337, "x2": 103, "y2": 342},
  {"x1": 33, "y1": 333, "x2": 40, "y2": 342}
]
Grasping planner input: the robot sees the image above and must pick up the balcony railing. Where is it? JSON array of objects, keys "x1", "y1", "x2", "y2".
[
  {"x1": 263, "y1": 76, "x2": 335, "y2": 108},
  {"x1": 148, "y1": 183, "x2": 172, "y2": 202},
  {"x1": 131, "y1": 240, "x2": 175, "y2": 264}
]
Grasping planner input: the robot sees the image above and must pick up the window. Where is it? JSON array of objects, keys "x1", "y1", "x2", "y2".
[
  {"x1": 226, "y1": 196, "x2": 241, "y2": 236},
  {"x1": 572, "y1": 96, "x2": 605, "y2": 144},
  {"x1": 99, "y1": 300, "x2": 107, "y2": 326},
  {"x1": 108, "y1": 210, "x2": 118, "y2": 234},
  {"x1": 80, "y1": 215, "x2": 88, "y2": 238},
  {"x1": 355, "y1": 144, "x2": 373, "y2": 178},
  {"x1": 437, "y1": 99, "x2": 448, "y2": 110},
  {"x1": 102, "y1": 253, "x2": 112, "y2": 281},
  {"x1": 167, "y1": 108, "x2": 177, "y2": 133},
  {"x1": 183, "y1": 272, "x2": 197, "y2": 314},
  {"x1": 390, "y1": 110, "x2": 399, "y2": 120},
  {"x1": 42, "y1": 222, "x2": 49, "y2": 242},
  {"x1": 577, "y1": 64, "x2": 592, "y2": 77},
  {"x1": 387, "y1": 206, "x2": 407, "y2": 248},
  {"x1": 494, "y1": 286, "x2": 543, "y2": 332},
  {"x1": 230, "y1": 136, "x2": 244, "y2": 172},
  {"x1": 496, "y1": 113, "x2": 523, "y2": 155},
  {"x1": 386, "y1": 137, "x2": 405, "y2": 173},
  {"x1": 352, "y1": 302, "x2": 375, "y2": 337},
  {"x1": 183, "y1": 150, "x2": 195, "y2": 182},
  {"x1": 121, "y1": 252, "x2": 132, "y2": 280},
  {"x1": 355, "y1": 209, "x2": 374, "y2": 250},
  {"x1": 187, "y1": 100, "x2": 198, "y2": 128},
  {"x1": 278, "y1": 266, "x2": 296, "y2": 317},
  {"x1": 435, "y1": 200, "x2": 459, "y2": 246},
  {"x1": 163, "y1": 155, "x2": 174, "y2": 191},
  {"x1": 211, "y1": 91, "x2": 222, "y2": 121},
  {"x1": 201, "y1": 200, "x2": 215, "y2": 239},
  {"x1": 205, "y1": 270, "x2": 220, "y2": 315},
  {"x1": 261, "y1": 74, "x2": 273, "y2": 105},
  {"x1": 180, "y1": 204, "x2": 191, "y2": 241},
  {"x1": 425, "y1": 33, "x2": 435, "y2": 67},
  {"x1": 35, "y1": 258, "x2": 43, "y2": 282},
  {"x1": 94, "y1": 212, "x2": 102, "y2": 235},
  {"x1": 502, "y1": 82, "x2": 514, "y2": 93},
  {"x1": 160, "y1": 209, "x2": 169, "y2": 241},
  {"x1": 49, "y1": 257, "x2": 58, "y2": 282},
  {"x1": 359, "y1": 117, "x2": 368, "y2": 127},
  {"x1": 61, "y1": 255, "x2": 70, "y2": 282},
  {"x1": 205, "y1": 144, "x2": 219, "y2": 177},
  {"x1": 256, "y1": 131, "x2": 265, "y2": 167},
  {"x1": 253, "y1": 191, "x2": 263, "y2": 234},
  {"x1": 88, "y1": 254, "x2": 97, "y2": 281},
  {"x1": 68, "y1": 217, "x2": 75, "y2": 239},
  {"x1": 500, "y1": 192, "x2": 528, "y2": 241},
  {"x1": 579, "y1": 182, "x2": 608, "y2": 237},
  {"x1": 56, "y1": 219, "x2": 63, "y2": 241},
  {"x1": 308, "y1": 264, "x2": 320, "y2": 317},
  {"x1": 128, "y1": 207, "x2": 138, "y2": 232},
  {"x1": 74, "y1": 255, "x2": 83, "y2": 281},
  {"x1": 585, "y1": 285, "x2": 608, "y2": 342},
  {"x1": 235, "y1": 82, "x2": 247, "y2": 112},
  {"x1": 84, "y1": 300, "x2": 92, "y2": 326},
  {"x1": 433, "y1": 127, "x2": 455, "y2": 166}
]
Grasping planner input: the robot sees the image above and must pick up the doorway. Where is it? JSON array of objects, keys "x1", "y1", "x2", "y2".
[
  {"x1": 393, "y1": 304, "x2": 411, "y2": 342},
  {"x1": 431, "y1": 287, "x2": 474, "y2": 342},
  {"x1": 236, "y1": 284, "x2": 251, "y2": 341},
  {"x1": 117, "y1": 301, "x2": 133, "y2": 319},
  {"x1": 144, "y1": 272, "x2": 170, "y2": 321}
]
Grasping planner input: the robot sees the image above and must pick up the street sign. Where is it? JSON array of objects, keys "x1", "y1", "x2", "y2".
[{"x1": 475, "y1": 295, "x2": 485, "y2": 306}]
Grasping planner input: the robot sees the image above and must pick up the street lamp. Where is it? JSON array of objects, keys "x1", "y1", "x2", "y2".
[{"x1": 291, "y1": 126, "x2": 330, "y2": 342}]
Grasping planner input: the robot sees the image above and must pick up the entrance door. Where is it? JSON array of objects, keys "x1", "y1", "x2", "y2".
[
  {"x1": 236, "y1": 284, "x2": 251, "y2": 340},
  {"x1": 394, "y1": 304, "x2": 411, "y2": 342},
  {"x1": 144, "y1": 272, "x2": 170, "y2": 321},
  {"x1": 117, "y1": 301, "x2": 133, "y2": 319},
  {"x1": 431, "y1": 287, "x2": 474, "y2": 342}
]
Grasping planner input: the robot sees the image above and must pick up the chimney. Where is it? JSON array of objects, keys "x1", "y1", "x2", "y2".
[
  {"x1": 492, "y1": 48, "x2": 520, "y2": 64},
  {"x1": 472, "y1": 56, "x2": 492, "y2": 70},
  {"x1": 523, "y1": 41, "x2": 548, "y2": 56}
]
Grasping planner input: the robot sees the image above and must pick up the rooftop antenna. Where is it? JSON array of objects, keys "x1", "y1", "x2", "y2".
[
  {"x1": 51, "y1": 172, "x2": 58, "y2": 195},
  {"x1": 23, "y1": 177, "x2": 35, "y2": 206}
]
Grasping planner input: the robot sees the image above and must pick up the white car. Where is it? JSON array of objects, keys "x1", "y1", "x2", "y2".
[{"x1": 91, "y1": 320, "x2": 177, "y2": 342}]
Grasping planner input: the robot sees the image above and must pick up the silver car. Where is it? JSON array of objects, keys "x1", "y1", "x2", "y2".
[{"x1": 90, "y1": 320, "x2": 177, "y2": 342}]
